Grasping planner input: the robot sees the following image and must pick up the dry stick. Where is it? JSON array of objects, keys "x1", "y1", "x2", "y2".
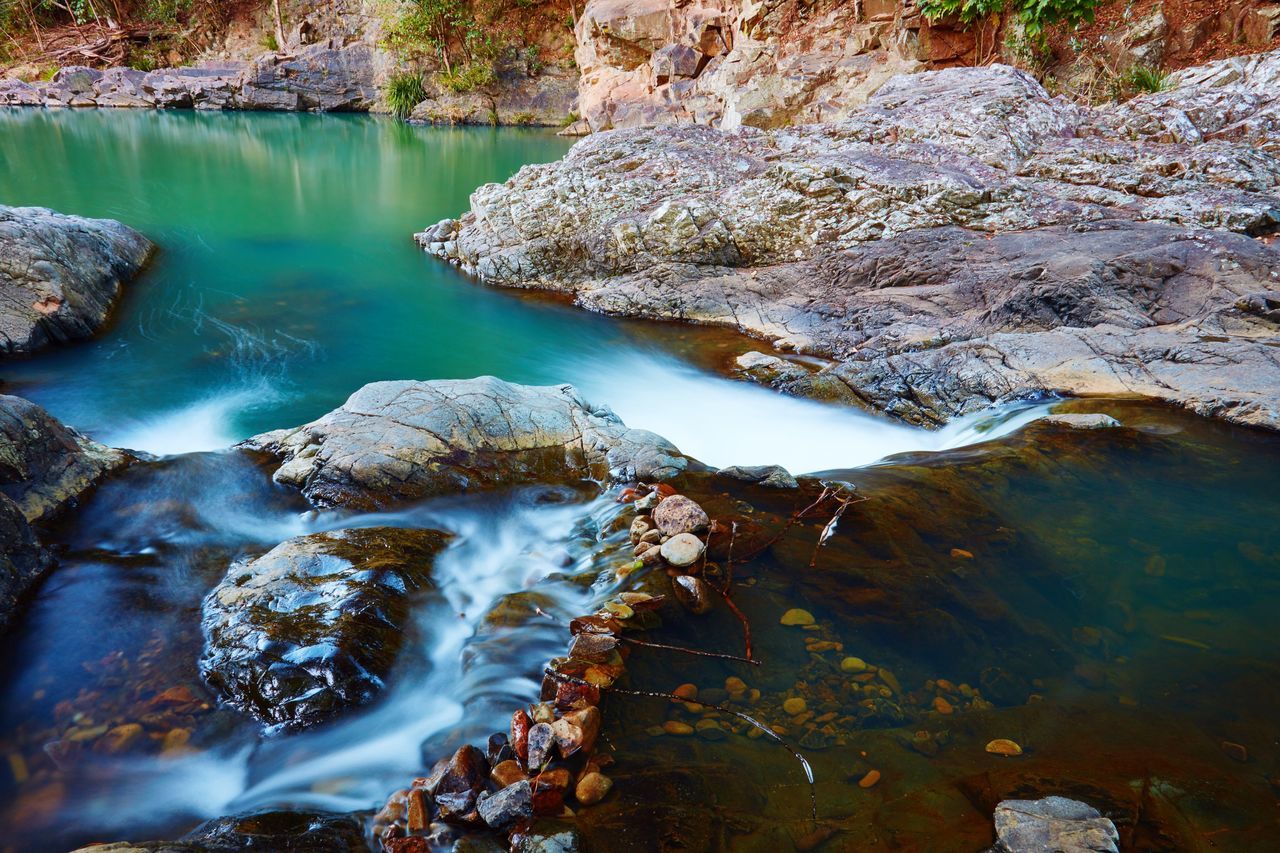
[
  {"x1": 807, "y1": 494, "x2": 868, "y2": 569},
  {"x1": 715, "y1": 586, "x2": 756, "y2": 663},
  {"x1": 545, "y1": 668, "x2": 818, "y2": 823},
  {"x1": 614, "y1": 634, "x2": 760, "y2": 666}
]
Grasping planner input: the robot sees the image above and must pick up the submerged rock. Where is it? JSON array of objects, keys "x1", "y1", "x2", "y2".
[
  {"x1": 991, "y1": 796, "x2": 1119, "y2": 853},
  {"x1": 0, "y1": 394, "x2": 129, "y2": 523},
  {"x1": 0, "y1": 494, "x2": 52, "y2": 635},
  {"x1": 69, "y1": 810, "x2": 370, "y2": 851},
  {"x1": 243, "y1": 377, "x2": 686, "y2": 510},
  {"x1": 420, "y1": 57, "x2": 1280, "y2": 430},
  {"x1": 200, "y1": 526, "x2": 450, "y2": 729},
  {"x1": 0, "y1": 205, "x2": 153, "y2": 356}
]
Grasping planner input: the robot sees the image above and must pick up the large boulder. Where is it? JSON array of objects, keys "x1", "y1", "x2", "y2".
[
  {"x1": 243, "y1": 377, "x2": 686, "y2": 510},
  {"x1": 0, "y1": 394, "x2": 129, "y2": 523},
  {"x1": 420, "y1": 59, "x2": 1280, "y2": 430},
  {"x1": 238, "y1": 40, "x2": 379, "y2": 111},
  {"x1": 200, "y1": 526, "x2": 450, "y2": 730},
  {"x1": 0, "y1": 205, "x2": 153, "y2": 356}
]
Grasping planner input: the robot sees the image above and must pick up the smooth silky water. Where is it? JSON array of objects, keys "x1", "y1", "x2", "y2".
[{"x1": 0, "y1": 109, "x2": 1276, "y2": 851}]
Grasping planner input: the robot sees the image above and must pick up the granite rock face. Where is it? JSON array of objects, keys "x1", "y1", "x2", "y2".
[
  {"x1": 571, "y1": 0, "x2": 988, "y2": 131},
  {"x1": 0, "y1": 205, "x2": 153, "y2": 356},
  {"x1": 200, "y1": 527, "x2": 450, "y2": 730},
  {"x1": 243, "y1": 377, "x2": 687, "y2": 510},
  {"x1": 419, "y1": 56, "x2": 1280, "y2": 430}
]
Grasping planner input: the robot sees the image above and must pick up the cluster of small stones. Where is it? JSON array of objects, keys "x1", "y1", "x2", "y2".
[{"x1": 374, "y1": 483, "x2": 732, "y2": 850}]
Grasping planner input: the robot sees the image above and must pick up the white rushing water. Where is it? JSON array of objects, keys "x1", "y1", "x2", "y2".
[{"x1": 68, "y1": 488, "x2": 626, "y2": 833}]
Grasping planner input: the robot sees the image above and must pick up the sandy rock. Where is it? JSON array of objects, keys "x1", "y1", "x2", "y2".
[
  {"x1": 660, "y1": 532, "x2": 706, "y2": 567},
  {"x1": 652, "y1": 495, "x2": 709, "y2": 536},
  {"x1": 242, "y1": 377, "x2": 686, "y2": 510},
  {"x1": 0, "y1": 205, "x2": 153, "y2": 356},
  {"x1": 199, "y1": 527, "x2": 449, "y2": 730}
]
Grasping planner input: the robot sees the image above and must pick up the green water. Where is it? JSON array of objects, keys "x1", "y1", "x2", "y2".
[{"x1": 0, "y1": 108, "x2": 706, "y2": 452}]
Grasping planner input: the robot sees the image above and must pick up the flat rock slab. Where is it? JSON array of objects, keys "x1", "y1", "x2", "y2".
[
  {"x1": 992, "y1": 796, "x2": 1120, "y2": 853},
  {"x1": 200, "y1": 526, "x2": 449, "y2": 730},
  {"x1": 243, "y1": 376, "x2": 686, "y2": 510},
  {"x1": 0, "y1": 205, "x2": 153, "y2": 356},
  {"x1": 419, "y1": 56, "x2": 1280, "y2": 431}
]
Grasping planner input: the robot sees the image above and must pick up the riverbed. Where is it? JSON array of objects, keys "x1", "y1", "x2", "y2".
[{"x1": 1, "y1": 109, "x2": 1277, "y2": 852}]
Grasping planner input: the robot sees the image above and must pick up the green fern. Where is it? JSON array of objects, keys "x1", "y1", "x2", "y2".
[{"x1": 385, "y1": 71, "x2": 428, "y2": 119}]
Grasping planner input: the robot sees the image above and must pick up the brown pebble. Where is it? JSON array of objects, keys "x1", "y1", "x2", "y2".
[
  {"x1": 932, "y1": 696, "x2": 954, "y2": 715},
  {"x1": 663, "y1": 721, "x2": 693, "y2": 736},
  {"x1": 985, "y1": 738, "x2": 1023, "y2": 756},
  {"x1": 575, "y1": 771, "x2": 612, "y2": 805},
  {"x1": 673, "y1": 683, "x2": 698, "y2": 702},
  {"x1": 858, "y1": 769, "x2": 881, "y2": 788},
  {"x1": 406, "y1": 788, "x2": 429, "y2": 832},
  {"x1": 1222, "y1": 740, "x2": 1249, "y2": 762}
]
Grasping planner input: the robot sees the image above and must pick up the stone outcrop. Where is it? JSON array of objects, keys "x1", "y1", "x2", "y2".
[
  {"x1": 0, "y1": 394, "x2": 129, "y2": 524},
  {"x1": 571, "y1": 0, "x2": 987, "y2": 131},
  {"x1": 991, "y1": 797, "x2": 1120, "y2": 853},
  {"x1": 0, "y1": 39, "x2": 380, "y2": 111},
  {"x1": 243, "y1": 377, "x2": 687, "y2": 511},
  {"x1": 419, "y1": 56, "x2": 1280, "y2": 430},
  {"x1": 0, "y1": 394, "x2": 127, "y2": 632},
  {"x1": 200, "y1": 527, "x2": 450, "y2": 730},
  {"x1": 0, "y1": 205, "x2": 153, "y2": 356},
  {"x1": 408, "y1": 67, "x2": 579, "y2": 127}
]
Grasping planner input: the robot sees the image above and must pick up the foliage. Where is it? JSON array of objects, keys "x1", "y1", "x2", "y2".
[
  {"x1": 384, "y1": 69, "x2": 427, "y2": 118},
  {"x1": 1126, "y1": 64, "x2": 1169, "y2": 93},
  {"x1": 919, "y1": 0, "x2": 1100, "y2": 42},
  {"x1": 437, "y1": 60, "x2": 495, "y2": 92},
  {"x1": 260, "y1": 30, "x2": 278, "y2": 52}
]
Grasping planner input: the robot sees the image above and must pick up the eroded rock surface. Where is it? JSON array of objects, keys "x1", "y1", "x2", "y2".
[
  {"x1": 243, "y1": 377, "x2": 686, "y2": 510},
  {"x1": 992, "y1": 796, "x2": 1120, "y2": 853},
  {"x1": 420, "y1": 56, "x2": 1280, "y2": 429},
  {"x1": 0, "y1": 205, "x2": 153, "y2": 356},
  {"x1": 0, "y1": 494, "x2": 52, "y2": 635},
  {"x1": 0, "y1": 394, "x2": 129, "y2": 523},
  {"x1": 200, "y1": 527, "x2": 450, "y2": 730}
]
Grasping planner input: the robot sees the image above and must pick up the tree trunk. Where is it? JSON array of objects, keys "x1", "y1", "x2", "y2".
[{"x1": 271, "y1": 0, "x2": 287, "y2": 51}]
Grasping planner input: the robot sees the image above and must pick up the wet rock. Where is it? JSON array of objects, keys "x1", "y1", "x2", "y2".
[
  {"x1": 0, "y1": 205, "x2": 153, "y2": 356},
  {"x1": 432, "y1": 744, "x2": 491, "y2": 796},
  {"x1": 239, "y1": 41, "x2": 378, "y2": 111},
  {"x1": 94, "y1": 723, "x2": 143, "y2": 755},
  {"x1": 478, "y1": 778, "x2": 533, "y2": 829},
  {"x1": 421, "y1": 59, "x2": 1280, "y2": 431},
  {"x1": 575, "y1": 771, "x2": 612, "y2": 805},
  {"x1": 180, "y1": 809, "x2": 370, "y2": 850},
  {"x1": 652, "y1": 495, "x2": 710, "y2": 537},
  {"x1": 718, "y1": 464, "x2": 799, "y2": 489},
  {"x1": 199, "y1": 527, "x2": 449, "y2": 730},
  {"x1": 0, "y1": 494, "x2": 52, "y2": 635},
  {"x1": 491, "y1": 759, "x2": 526, "y2": 788},
  {"x1": 512, "y1": 819, "x2": 584, "y2": 852},
  {"x1": 1042, "y1": 414, "x2": 1122, "y2": 430},
  {"x1": 660, "y1": 532, "x2": 706, "y2": 567},
  {"x1": 527, "y1": 722, "x2": 556, "y2": 768},
  {"x1": 986, "y1": 738, "x2": 1023, "y2": 756},
  {"x1": 780, "y1": 608, "x2": 815, "y2": 626},
  {"x1": 671, "y1": 574, "x2": 715, "y2": 615},
  {"x1": 0, "y1": 394, "x2": 131, "y2": 523},
  {"x1": 243, "y1": 377, "x2": 686, "y2": 510},
  {"x1": 992, "y1": 796, "x2": 1119, "y2": 853}
]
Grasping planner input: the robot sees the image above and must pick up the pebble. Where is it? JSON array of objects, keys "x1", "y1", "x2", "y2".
[
  {"x1": 950, "y1": 548, "x2": 974, "y2": 559},
  {"x1": 858, "y1": 769, "x2": 881, "y2": 788},
  {"x1": 1221, "y1": 741, "x2": 1248, "y2": 762},
  {"x1": 661, "y1": 532, "x2": 705, "y2": 568},
  {"x1": 985, "y1": 738, "x2": 1023, "y2": 756},
  {"x1": 840, "y1": 657, "x2": 868, "y2": 672},
  {"x1": 780, "y1": 608, "x2": 815, "y2": 626},
  {"x1": 724, "y1": 677, "x2": 747, "y2": 694},
  {"x1": 673, "y1": 683, "x2": 698, "y2": 702},
  {"x1": 662, "y1": 721, "x2": 694, "y2": 736},
  {"x1": 527, "y1": 722, "x2": 556, "y2": 767},
  {"x1": 932, "y1": 697, "x2": 954, "y2": 715},
  {"x1": 782, "y1": 697, "x2": 807, "y2": 715},
  {"x1": 95, "y1": 723, "x2": 143, "y2": 755},
  {"x1": 671, "y1": 574, "x2": 714, "y2": 614},
  {"x1": 878, "y1": 669, "x2": 901, "y2": 693},
  {"x1": 695, "y1": 720, "x2": 727, "y2": 741},
  {"x1": 629, "y1": 516, "x2": 651, "y2": 542},
  {"x1": 491, "y1": 759, "x2": 526, "y2": 787},
  {"x1": 652, "y1": 495, "x2": 710, "y2": 536},
  {"x1": 575, "y1": 771, "x2": 612, "y2": 805}
]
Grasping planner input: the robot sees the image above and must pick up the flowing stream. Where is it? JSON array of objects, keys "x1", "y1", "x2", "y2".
[{"x1": 2, "y1": 108, "x2": 1278, "y2": 852}]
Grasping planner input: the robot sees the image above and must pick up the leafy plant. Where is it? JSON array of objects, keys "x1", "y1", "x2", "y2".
[
  {"x1": 919, "y1": 0, "x2": 1100, "y2": 43},
  {"x1": 1126, "y1": 64, "x2": 1169, "y2": 93},
  {"x1": 437, "y1": 60, "x2": 495, "y2": 92},
  {"x1": 385, "y1": 70, "x2": 427, "y2": 118},
  {"x1": 260, "y1": 30, "x2": 279, "y2": 52}
]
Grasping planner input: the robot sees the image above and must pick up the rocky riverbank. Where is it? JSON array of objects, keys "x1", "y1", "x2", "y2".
[
  {"x1": 0, "y1": 205, "x2": 153, "y2": 357},
  {"x1": 419, "y1": 50, "x2": 1280, "y2": 430}
]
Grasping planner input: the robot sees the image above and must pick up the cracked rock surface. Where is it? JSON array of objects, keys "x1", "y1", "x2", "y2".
[
  {"x1": 419, "y1": 55, "x2": 1280, "y2": 430},
  {"x1": 0, "y1": 205, "x2": 153, "y2": 356},
  {"x1": 243, "y1": 376, "x2": 687, "y2": 511},
  {"x1": 200, "y1": 527, "x2": 450, "y2": 730}
]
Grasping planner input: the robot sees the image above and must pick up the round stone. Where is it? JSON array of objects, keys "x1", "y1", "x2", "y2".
[
  {"x1": 661, "y1": 532, "x2": 705, "y2": 567},
  {"x1": 652, "y1": 495, "x2": 709, "y2": 537},
  {"x1": 780, "y1": 608, "x2": 815, "y2": 626},
  {"x1": 840, "y1": 656, "x2": 868, "y2": 672},
  {"x1": 783, "y1": 697, "x2": 807, "y2": 715}
]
